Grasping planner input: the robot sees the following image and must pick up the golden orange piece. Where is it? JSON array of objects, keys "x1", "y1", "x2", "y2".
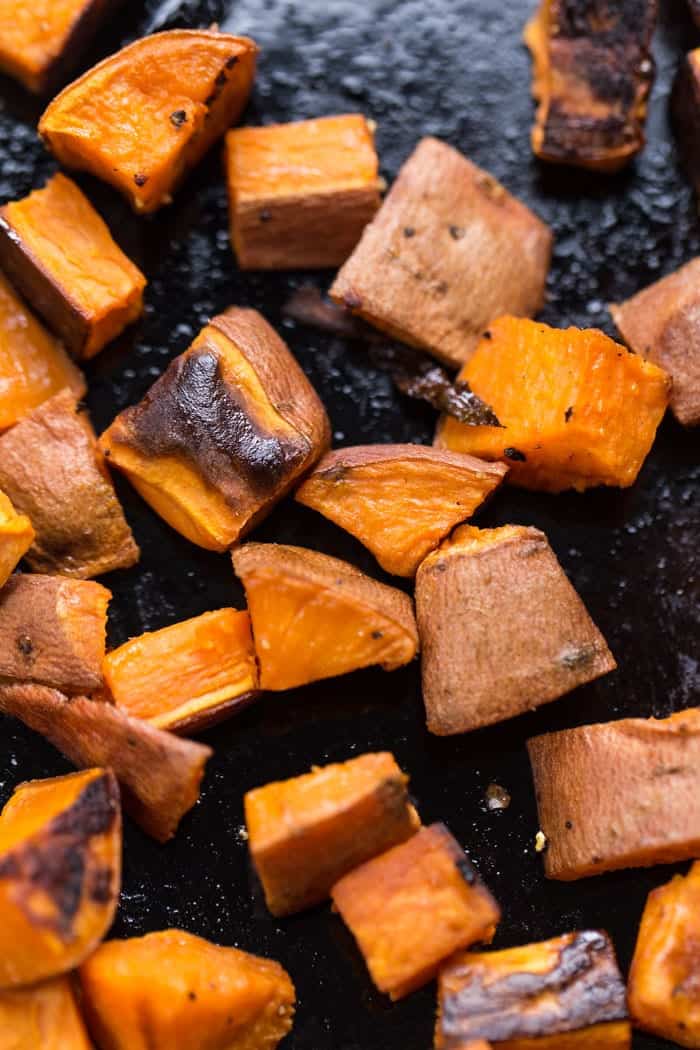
[
  {"x1": 0, "y1": 974, "x2": 91, "y2": 1049},
  {"x1": 0, "y1": 488, "x2": 34, "y2": 588}
]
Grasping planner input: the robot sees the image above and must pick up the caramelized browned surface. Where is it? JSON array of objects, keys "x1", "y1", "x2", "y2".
[{"x1": 0, "y1": 975, "x2": 92, "y2": 1049}]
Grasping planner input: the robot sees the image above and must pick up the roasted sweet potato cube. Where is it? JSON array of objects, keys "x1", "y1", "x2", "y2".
[
  {"x1": 103, "y1": 608, "x2": 259, "y2": 733},
  {"x1": 100, "y1": 308, "x2": 330, "y2": 551},
  {"x1": 79, "y1": 928, "x2": 295, "y2": 1050},
  {"x1": 435, "y1": 316, "x2": 670, "y2": 492},
  {"x1": 330, "y1": 137, "x2": 552, "y2": 369},
  {"x1": 416, "y1": 525, "x2": 615, "y2": 735},
  {"x1": 0, "y1": 974, "x2": 92, "y2": 1049},
  {"x1": 296, "y1": 445, "x2": 508, "y2": 577},
  {"x1": 39, "y1": 30, "x2": 258, "y2": 214},
  {"x1": 527, "y1": 708, "x2": 700, "y2": 880},
  {"x1": 435, "y1": 930, "x2": 630, "y2": 1049},
  {"x1": 524, "y1": 0, "x2": 657, "y2": 172},
  {"x1": 232, "y1": 543, "x2": 418, "y2": 690},
  {"x1": 0, "y1": 489, "x2": 34, "y2": 587},
  {"x1": 0, "y1": 768, "x2": 121, "y2": 988},
  {"x1": 673, "y1": 50, "x2": 700, "y2": 200},
  {"x1": 245, "y1": 752, "x2": 420, "y2": 916}
]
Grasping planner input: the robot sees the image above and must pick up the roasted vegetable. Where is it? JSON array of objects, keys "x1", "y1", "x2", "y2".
[
  {"x1": 331, "y1": 823, "x2": 499, "y2": 1000},
  {"x1": 0, "y1": 174, "x2": 145, "y2": 359},
  {"x1": 0, "y1": 768, "x2": 121, "y2": 988},
  {"x1": 524, "y1": 0, "x2": 657, "y2": 172},
  {"x1": 330, "y1": 137, "x2": 552, "y2": 368},
  {"x1": 100, "y1": 307, "x2": 330, "y2": 551},
  {"x1": 39, "y1": 30, "x2": 258, "y2": 214},
  {"x1": 226, "y1": 114, "x2": 382, "y2": 269},
  {"x1": 103, "y1": 608, "x2": 259, "y2": 733},
  {"x1": 79, "y1": 928, "x2": 295, "y2": 1050},
  {"x1": 0, "y1": 489, "x2": 34, "y2": 588},
  {"x1": 611, "y1": 257, "x2": 700, "y2": 427},
  {"x1": 245, "y1": 752, "x2": 420, "y2": 916},
  {"x1": 527, "y1": 708, "x2": 700, "y2": 880},
  {"x1": 415, "y1": 525, "x2": 615, "y2": 735},
  {"x1": 0, "y1": 975, "x2": 92, "y2": 1049},
  {"x1": 232, "y1": 542, "x2": 419, "y2": 690},
  {"x1": 436, "y1": 316, "x2": 670, "y2": 492},
  {"x1": 672, "y1": 49, "x2": 700, "y2": 200},
  {"x1": 296, "y1": 445, "x2": 507, "y2": 577},
  {"x1": 435, "y1": 930, "x2": 630, "y2": 1049}
]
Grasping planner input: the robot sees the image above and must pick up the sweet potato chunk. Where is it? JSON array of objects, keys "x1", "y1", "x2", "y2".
[
  {"x1": 0, "y1": 174, "x2": 145, "y2": 360},
  {"x1": 416, "y1": 525, "x2": 615, "y2": 735},
  {"x1": 628, "y1": 861, "x2": 700, "y2": 1046},
  {"x1": 611, "y1": 257, "x2": 700, "y2": 427},
  {"x1": 0, "y1": 489, "x2": 34, "y2": 587},
  {"x1": 79, "y1": 928, "x2": 295, "y2": 1050},
  {"x1": 435, "y1": 930, "x2": 630, "y2": 1049},
  {"x1": 524, "y1": 0, "x2": 657, "y2": 172},
  {"x1": 0, "y1": 390, "x2": 139, "y2": 578},
  {"x1": 0, "y1": 768, "x2": 121, "y2": 988},
  {"x1": 332, "y1": 823, "x2": 499, "y2": 1000},
  {"x1": 436, "y1": 316, "x2": 670, "y2": 492},
  {"x1": 103, "y1": 608, "x2": 259, "y2": 733},
  {"x1": 39, "y1": 30, "x2": 258, "y2": 214},
  {"x1": 225, "y1": 114, "x2": 381, "y2": 269},
  {"x1": 245, "y1": 752, "x2": 420, "y2": 916},
  {"x1": 527, "y1": 708, "x2": 700, "y2": 880},
  {"x1": 0, "y1": 975, "x2": 92, "y2": 1049},
  {"x1": 232, "y1": 543, "x2": 419, "y2": 690},
  {"x1": 330, "y1": 137, "x2": 552, "y2": 369},
  {"x1": 296, "y1": 445, "x2": 508, "y2": 577},
  {"x1": 672, "y1": 50, "x2": 700, "y2": 200},
  {"x1": 100, "y1": 308, "x2": 330, "y2": 551}
]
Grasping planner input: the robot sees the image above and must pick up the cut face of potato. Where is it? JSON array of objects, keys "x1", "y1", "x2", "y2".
[
  {"x1": 0, "y1": 489, "x2": 34, "y2": 588},
  {"x1": 0, "y1": 974, "x2": 92, "y2": 1049}
]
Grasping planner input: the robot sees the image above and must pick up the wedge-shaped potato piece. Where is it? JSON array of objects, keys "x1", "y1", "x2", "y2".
[
  {"x1": 436, "y1": 316, "x2": 670, "y2": 492},
  {"x1": 39, "y1": 30, "x2": 258, "y2": 214},
  {"x1": 416, "y1": 525, "x2": 615, "y2": 735},
  {"x1": 226, "y1": 114, "x2": 381, "y2": 269},
  {"x1": 245, "y1": 752, "x2": 420, "y2": 916},
  {"x1": 524, "y1": 0, "x2": 657, "y2": 173},
  {"x1": 673, "y1": 50, "x2": 700, "y2": 200},
  {"x1": 0, "y1": 768, "x2": 121, "y2": 988},
  {"x1": 435, "y1": 930, "x2": 630, "y2": 1049},
  {"x1": 103, "y1": 608, "x2": 259, "y2": 733},
  {"x1": 0, "y1": 489, "x2": 34, "y2": 588},
  {"x1": 0, "y1": 390, "x2": 139, "y2": 578},
  {"x1": 0, "y1": 974, "x2": 91, "y2": 1049},
  {"x1": 100, "y1": 308, "x2": 330, "y2": 551},
  {"x1": 528, "y1": 708, "x2": 700, "y2": 880},
  {"x1": 330, "y1": 137, "x2": 552, "y2": 369},
  {"x1": 232, "y1": 543, "x2": 418, "y2": 690},
  {"x1": 332, "y1": 823, "x2": 499, "y2": 1000},
  {"x1": 79, "y1": 928, "x2": 295, "y2": 1050},
  {"x1": 296, "y1": 445, "x2": 508, "y2": 577}
]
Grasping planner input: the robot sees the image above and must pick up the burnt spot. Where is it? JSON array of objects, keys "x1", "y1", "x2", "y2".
[
  {"x1": 403, "y1": 226, "x2": 416, "y2": 238},
  {"x1": 482, "y1": 330, "x2": 492, "y2": 340},
  {"x1": 170, "y1": 110, "x2": 188, "y2": 128},
  {"x1": 259, "y1": 209, "x2": 272, "y2": 223},
  {"x1": 16, "y1": 634, "x2": 34, "y2": 659},
  {"x1": 89, "y1": 866, "x2": 114, "y2": 903},
  {"x1": 205, "y1": 69, "x2": 229, "y2": 106},
  {"x1": 565, "y1": 405, "x2": 574, "y2": 422},
  {"x1": 504, "y1": 447, "x2": 527, "y2": 462},
  {"x1": 225, "y1": 55, "x2": 239, "y2": 69},
  {"x1": 449, "y1": 225, "x2": 465, "y2": 240},
  {"x1": 343, "y1": 290, "x2": 363, "y2": 310},
  {"x1": 371, "y1": 630, "x2": 384, "y2": 640},
  {"x1": 552, "y1": 0, "x2": 656, "y2": 47},
  {"x1": 51, "y1": 774, "x2": 119, "y2": 837},
  {"x1": 133, "y1": 174, "x2": 149, "y2": 187}
]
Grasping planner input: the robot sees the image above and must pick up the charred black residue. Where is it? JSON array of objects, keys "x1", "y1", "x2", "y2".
[
  {"x1": 16, "y1": 634, "x2": 33, "y2": 659},
  {"x1": 403, "y1": 226, "x2": 416, "y2": 238},
  {"x1": 134, "y1": 173, "x2": 149, "y2": 187},
  {"x1": 259, "y1": 209, "x2": 272, "y2": 223},
  {"x1": 170, "y1": 110, "x2": 188, "y2": 128},
  {"x1": 565, "y1": 405, "x2": 574, "y2": 422},
  {"x1": 504, "y1": 447, "x2": 527, "y2": 462},
  {"x1": 449, "y1": 225, "x2": 465, "y2": 240},
  {"x1": 553, "y1": 0, "x2": 656, "y2": 48},
  {"x1": 205, "y1": 69, "x2": 229, "y2": 106},
  {"x1": 225, "y1": 55, "x2": 239, "y2": 69},
  {"x1": 51, "y1": 774, "x2": 119, "y2": 837}
]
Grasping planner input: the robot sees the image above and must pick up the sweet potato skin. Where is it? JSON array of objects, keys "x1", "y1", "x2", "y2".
[
  {"x1": 0, "y1": 974, "x2": 92, "y2": 1049},
  {"x1": 528, "y1": 708, "x2": 700, "y2": 880},
  {"x1": 0, "y1": 489, "x2": 34, "y2": 588},
  {"x1": 245, "y1": 752, "x2": 420, "y2": 916},
  {"x1": 672, "y1": 50, "x2": 700, "y2": 199}
]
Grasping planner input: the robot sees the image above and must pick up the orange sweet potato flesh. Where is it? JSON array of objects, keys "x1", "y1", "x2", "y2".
[
  {"x1": 79, "y1": 928, "x2": 295, "y2": 1050},
  {"x1": 103, "y1": 608, "x2": 259, "y2": 733},
  {"x1": 296, "y1": 445, "x2": 508, "y2": 577},
  {"x1": 435, "y1": 316, "x2": 670, "y2": 492},
  {"x1": 527, "y1": 708, "x2": 700, "y2": 880},
  {"x1": 39, "y1": 30, "x2": 258, "y2": 214},
  {"x1": 0, "y1": 974, "x2": 92, "y2": 1049},
  {"x1": 0, "y1": 489, "x2": 34, "y2": 588},
  {"x1": 233, "y1": 543, "x2": 419, "y2": 690},
  {"x1": 245, "y1": 752, "x2": 420, "y2": 916},
  {"x1": 331, "y1": 823, "x2": 500, "y2": 1000},
  {"x1": 0, "y1": 768, "x2": 121, "y2": 989}
]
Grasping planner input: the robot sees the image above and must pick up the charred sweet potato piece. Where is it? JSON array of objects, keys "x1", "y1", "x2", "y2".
[
  {"x1": 0, "y1": 390, "x2": 139, "y2": 578},
  {"x1": 611, "y1": 257, "x2": 700, "y2": 426},
  {"x1": 0, "y1": 974, "x2": 92, "y2": 1049},
  {"x1": 672, "y1": 50, "x2": 700, "y2": 200},
  {"x1": 416, "y1": 525, "x2": 615, "y2": 735},
  {"x1": 436, "y1": 316, "x2": 670, "y2": 492},
  {"x1": 0, "y1": 767, "x2": 121, "y2": 988},
  {"x1": 245, "y1": 752, "x2": 420, "y2": 916},
  {"x1": 527, "y1": 708, "x2": 700, "y2": 880},
  {"x1": 39, "y1": 30, "x2": 258, "y2": 214},
  {"x1": 232, "y1": 543, "x2": 419, "y2": 690},
  {"x1": 0, "y1": 174, "x2": 145, "y2": 359},
  {"x1": 103, "y1": 608, "x2": 259, "y2": 733},
  {"x1": 332, "y1": 823, "x2": 499, "y2": 1000},
  {"x1": 330, "y1": 137, "x2": 552, "y2": 369},
  {"x1": 524, "y1": 0, "x2": 657, "y2": 172},
  {"x1": 435, "y1": 930, "x2": 630, "y2": 1049},
  {"x1": 296, "y1": 445, "x2": 508, "y2": 577},
  {"x1": 100, "y1": 308, "x2": 330, "y2": 551},
  {"x1": 79, "y1": 928, "x2": 295, "y2": 1050},
  {"x1": 0, "y1": 489, "x2": 34, "y2": 587},
  {"x1": 225, "y1": 114, "x2": 381, "y2": 269}
]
